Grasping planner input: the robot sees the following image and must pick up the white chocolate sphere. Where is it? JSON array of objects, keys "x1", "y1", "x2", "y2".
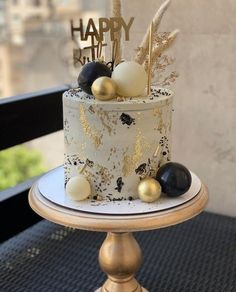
[
  {"x1": 66, "y1": 175, "x2": 91, "y2": 201},
  {"x1": 112, "y1": 61, "x2": 147, "y2": 97}
]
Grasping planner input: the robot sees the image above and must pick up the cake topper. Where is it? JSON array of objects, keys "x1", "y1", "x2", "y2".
[
  {"x1": 70, "y1": 16, "x2": 134, "y2": 67},
  {"x1": 72, "y1": 0, "x2": 179, "y2": 101}
]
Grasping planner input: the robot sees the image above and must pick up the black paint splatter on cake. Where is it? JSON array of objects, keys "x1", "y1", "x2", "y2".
[
  {"x1": 65, "y1": 155, "x2": 84, "y2": 168},
  {"x1": 88, "y1": 105, "x2": 95, "y2": 114},
  {"x1": 135, "y1": 163, "x2": 147, "y2": 175},
  {"x1": 159, "y1": 136, "x2": 171, "y2": 164},
  {"x1": 159, "y1": 136, "x2": 168, "y2": 147},
  {"x1": 86, "y1": 158, "x2": 94, "y2": 167},
  {"x1": 156, "y1": 88, "x2": 171, "y2": 96},
  {"x1": 65, "y1": 157, "x2": 93, "y2": 184},
  {"x1": 64, "y1": 154, "x2": 94, "y2": 186},
  {"x1": 120, "y1": 113, "x2": 135, "y2": 126},
  {"x1": 64, "y1": 119, "x2": 69, "y2": 132},
  {"x1": 65, "y1": 88, "x2": 95, "y2": 100},
  {"x1": 115, "y1": 177, "x2": 124, "y2": 192}
]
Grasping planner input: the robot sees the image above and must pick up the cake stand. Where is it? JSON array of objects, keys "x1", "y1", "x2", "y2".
[{"x1": 28, "y1": 168, "x2": 209, "y2": 292}]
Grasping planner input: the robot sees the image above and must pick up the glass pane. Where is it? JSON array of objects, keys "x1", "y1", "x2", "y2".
[
  {"x1": 0, "y1": 0, "x2": 107, "y2": 190},
  {"x1": 0, "y1": 0, "x2": 107, "y2": 99}
]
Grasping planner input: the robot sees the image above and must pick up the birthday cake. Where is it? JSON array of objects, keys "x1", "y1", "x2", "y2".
[
  {"x1": 63, "y1": 0, "x2": 191, "y2": 203},
  {"x1": 63, "y1": 85, "x2": 173, "y2": 201}
]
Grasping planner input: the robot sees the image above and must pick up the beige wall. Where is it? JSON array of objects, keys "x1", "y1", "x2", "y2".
[{"x1": 122, "y1": 0, "x2": 236, "y2": 216}]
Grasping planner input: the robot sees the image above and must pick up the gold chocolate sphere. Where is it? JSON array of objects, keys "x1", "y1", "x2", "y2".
[
  {"x1": 138, "y1": 177, "x2": 161, "y2": 203},
  {"x1": 91, "y1": 76, "x2": 117, "y2": 101}
]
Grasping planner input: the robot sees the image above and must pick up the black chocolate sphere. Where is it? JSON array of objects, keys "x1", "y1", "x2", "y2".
[
  {"x1": 156, "y1": 162, "x2": 192, "y2": 197},
  {"x1": 78, "y1": 61, "x2": 112, "y2": 95}
]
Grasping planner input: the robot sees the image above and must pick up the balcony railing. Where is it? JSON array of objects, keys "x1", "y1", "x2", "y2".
[{"x1": 0, "y1": 85, "x2": 70, "y2": 242}]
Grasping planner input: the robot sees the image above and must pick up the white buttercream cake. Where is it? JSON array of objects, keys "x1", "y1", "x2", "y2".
[{"x1": 63, "y1": 86, "x2": 173, "y2": 201}]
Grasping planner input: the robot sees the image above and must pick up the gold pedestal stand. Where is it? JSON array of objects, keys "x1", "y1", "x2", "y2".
[
  {"x1": 29, "y1": 182, "x2": 208, "y2": 292},
  {"x1": 96, "y1": 232, "x2": 147, "y2": 292}
]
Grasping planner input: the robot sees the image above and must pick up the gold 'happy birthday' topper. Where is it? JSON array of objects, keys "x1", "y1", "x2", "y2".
[{"x1": 70, "y1": 17, "x2": 134, "y2": 67}]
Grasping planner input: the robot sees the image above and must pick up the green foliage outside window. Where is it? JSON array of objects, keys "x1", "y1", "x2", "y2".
[{"x1": 0, "y1": 145, "x2": 46, "y2": 191}]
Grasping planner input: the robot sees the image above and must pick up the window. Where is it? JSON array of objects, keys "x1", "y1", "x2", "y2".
[{"x1": 0, "y1": 0, "x2": 107, "y2": 189}]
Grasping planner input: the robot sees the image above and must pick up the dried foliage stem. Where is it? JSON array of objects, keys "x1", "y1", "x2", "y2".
[
  {"x1": 147, "y1": 22, "x2": 154, "y2": 95},
  {"x1": 112, "y1": 0, "x2": 122, "y2": 65},
  {"x1": 134, "y1": 0, "x2": 171, "y2": 65},
  {"x1": 144, "y1": 29, "x2": 179, "y2": 71}
]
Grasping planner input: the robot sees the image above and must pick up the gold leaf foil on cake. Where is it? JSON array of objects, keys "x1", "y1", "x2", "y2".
[
  {"x1": 108, "y1": 147, "x2": 117, "y2": 161},
  {"x1": 122, "y1": 131, "x2": 143, "y2": 177},
  {"x1": 153, "y1": 106, "x2": 166, "y2": 134},
  {"x1": 85, "y1": 163, "x2": 114, "y2": 195},
  {"x1": 98, "y1": 165, "x2": 114, "y2": 185},
  {"x1": 88, "y1": 105, "x2": 95, "y2": 114},
  {"x1": 99, "y1": 113, "x2": 112, "y2": 135},
  {"x1": 84, "y1": 169, "x2": 96, "y2": 181},
  {"x1": 96, "y1": 108, "x2": 117, "y2": 135},
  {"x1": 79, "y1": 105, "x2": 102, "y2": 148},
  {"x1": 153, "y1": 106, "x2": 161, "y2": 117}
]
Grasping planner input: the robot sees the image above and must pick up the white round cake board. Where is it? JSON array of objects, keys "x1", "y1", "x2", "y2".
[{"x1": 38, "y1": 167, "x2": 201, "y2": 216}]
